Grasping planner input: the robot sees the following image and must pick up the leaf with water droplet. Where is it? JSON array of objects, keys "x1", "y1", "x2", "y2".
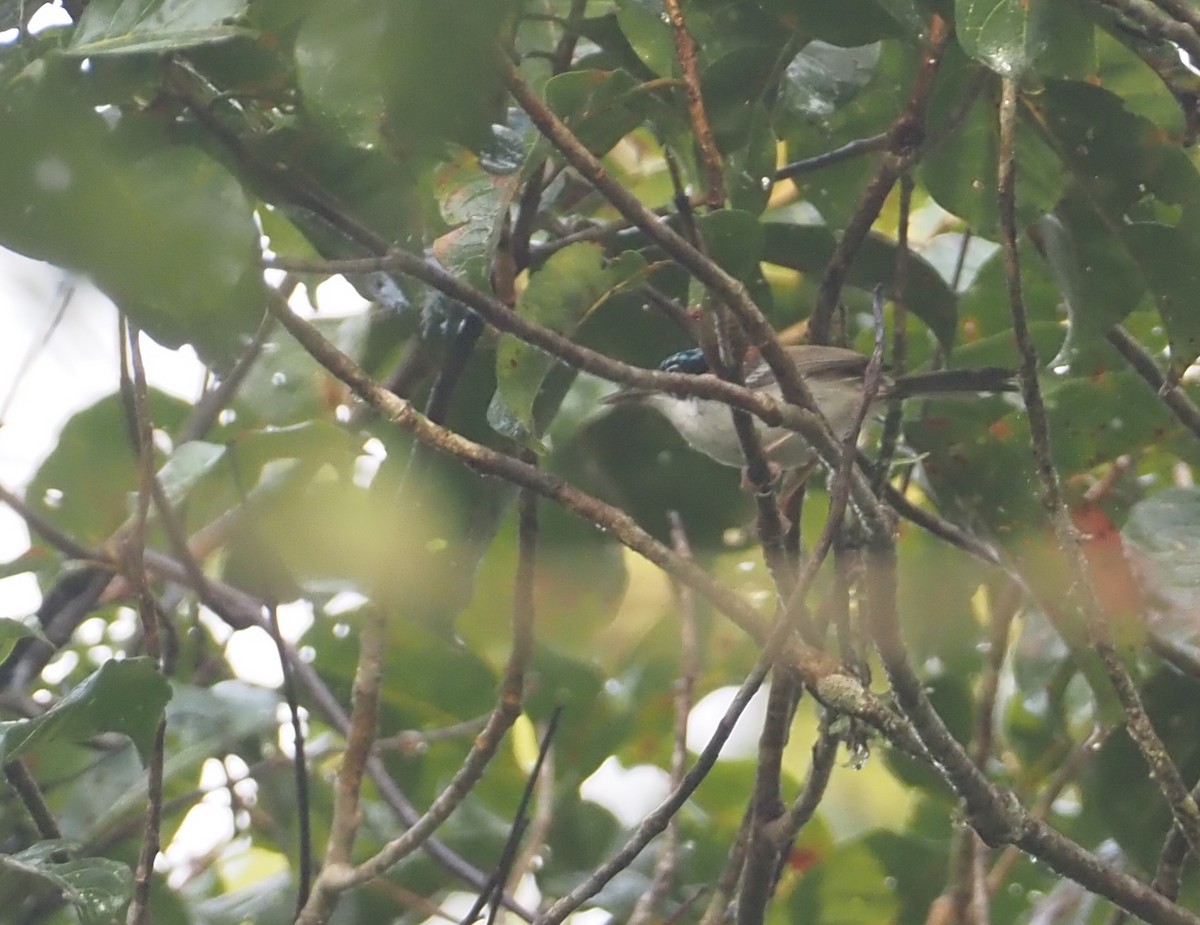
[{"x1": 2, "y1": 841, "x2": 132, "y2": 925}]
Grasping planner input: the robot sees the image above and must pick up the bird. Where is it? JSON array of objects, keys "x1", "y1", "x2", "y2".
[{"x1": 602, "y1": 345, "x2": 1017, "y2": 469}]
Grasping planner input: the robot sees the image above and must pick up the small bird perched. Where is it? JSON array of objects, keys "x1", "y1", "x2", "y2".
[{"x1": 602, "y1": 345, "x2": 1017, "y2": 468}]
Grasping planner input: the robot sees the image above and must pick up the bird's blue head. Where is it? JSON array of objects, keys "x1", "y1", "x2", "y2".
[{"x1": 658, "y1": 348, "x2": 710, "y2": 375}]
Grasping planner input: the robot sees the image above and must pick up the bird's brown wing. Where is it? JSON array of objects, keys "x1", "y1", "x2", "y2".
[{"x1": 744, "y1": 345, "x2": 871, "y2": 389}]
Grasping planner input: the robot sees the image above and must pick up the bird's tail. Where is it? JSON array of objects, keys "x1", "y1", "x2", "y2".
[{"x1": 886, "y1": 367, "x2": 1018, "y2": 401}]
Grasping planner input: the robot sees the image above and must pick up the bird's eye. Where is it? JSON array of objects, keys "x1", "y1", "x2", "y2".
[{"x1": 659, "y1": 348, "x2": 709, "y2": 375}]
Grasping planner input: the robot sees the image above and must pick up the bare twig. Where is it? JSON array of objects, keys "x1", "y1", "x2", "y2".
[
  {"x1": 942, "y1": 581, "x2": 1020, "y2": 924},
  {"x1": 663, "y1": 0, "x2": 725, "y2": 206},
  {"x1": 464, "y1": 709, "x2": 560, "y2": 925},
  {"x1": 808, "y1": 13, "x2": 951, "y2": 344},
  {"x1": 873, "y1": 175, "x2": 913, "y2": 494},
  {"x1": 4, "y1": 760, "x2": 61, "y2": 840},
  {"x1": 1107, "y1": 325, "x2": 1200, "y2": 444},
  {"x1": 698, "y1": 807, "x2": 754, "y2": 925},
  {"x1": 296, "y1": 608, "x2": 386, "y2": 924},
  {"x1": 121, "y1": 323, "x2": 167, "y2": 925},
  {"x1": 738, "y1": 671, "x2": 798, "y2": 925},
  {"x1": 629, "y1": 511, "x2": 699, "y2": 925},
  {"x1": 266, "y1": 604, "x2": 313, "y2": 913},
  {"x1": 462, "y1": 472, "x2": 542, "y2": 925},
  {"x1": 772, "y1": 726, "x2": 839, "y2": 874}
]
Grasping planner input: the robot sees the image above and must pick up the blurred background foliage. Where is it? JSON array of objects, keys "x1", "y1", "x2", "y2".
[{"x1": 0, "y1": 0, "x2": 1199, "y2": 923}]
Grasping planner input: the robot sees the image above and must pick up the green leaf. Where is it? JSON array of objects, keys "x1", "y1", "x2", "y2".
[
  {"x1": 1123, "y1": 487, "x2": 1200, "y2": 621},
  {"x1": 1121, "y1": 223, "x2": 1200, "y2": 371},
  {"x1": 380, "y1": 0, "x2": 519, "y2": 154},
  {"x1": 294, "y1": 0, "x2": 387, "y2": 146},
  {"x1": 432, "y1": 148, "x2": 525, "y2": 291},
  {"x1": 492, "y1": 244, "x2": 647, "y2": 439},
  {"x1": 1036, "y1": 198, "x2": 1143, "y2": 346},
  {"x1": 761, "y1": 223, "x2": 957, "y2": 345},
  {"x1": 697, "y1": 209, "x2": 764, "y2": 281},
  {"x1": 787, "y1": 839, "x2": 900, "y2": 924},
  {"x1": 66, "y1": 0, "x2": 252, "y2": 55},
  {"x1": 545, "y1": 68, "x2": 659, "y2": 155},
  {"x1": 155, "y1": 441, "x2": 227, "y2": 507},
  {"x1": 26, "y1": 390, "x2": 192, "y2": 545},
  {"x1": 755, "y1": 0, "x2": 898, "y2": 45},
  {"x1": 701, "y1": 46, "x2": 779, "y2": 151},
  {"x1": 0, "y1": 618, "x2": 45, "y2": 663},
  {"x1": 778, "y1": 40, "x2": 881, "y2": 121},
  {"x1": 919, "y1": 84, "x2": 1065, "y2": 236},
  {"x1": 0, "y1": 61, "x2": 265, "y2": 367},
  {"x1": 614, "y1": 0, "x2": 676, "y2": 77},
  {"x1": 0, "y1": 841, "x2": 132, "y2": 925},
  {"x1": 1035, "y1": 80, "x2": 1200, "y2": 236},
  {"x1": 954, "y1": 0, "x2": 1094, "y2": 79},
  {"x1": 725, "y1": 103, "x2": 777, "y2": 214},
  {"x1": 0, "y1": 658, "x2": 171, "y2": 764}
]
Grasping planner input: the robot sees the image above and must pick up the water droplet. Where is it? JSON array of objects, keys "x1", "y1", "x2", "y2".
[
  {"x1": 43, "y1": 488, "x2": 63, "y2": 508},
  {"x1": 270, "y1": 371, "x2": 287, "y2": 386}
]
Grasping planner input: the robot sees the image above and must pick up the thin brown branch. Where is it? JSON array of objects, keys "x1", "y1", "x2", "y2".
[
  {"x1": 1094, "y1": 0, "x2": 1200, "y2": 69},
  {"x1": 738, "y1": 671, "x2": 797, "y2": 925},
  {"x1": 779, "y1": 286, "x2": 888, "y2": 628},
  {"x1": 663, "y1": 0, "x2": 725, "y2": 207},
  {"x1": 465, "y1": 709, "x2": 560, "y2": 925},
  {"x1": 4, "y1": 760, "x2": 61, "y2": 840},
  {"x1": 873, "y1": 175, "x2": 913, "y2": 493},
  {"x1": 265, "y1": 290, "x2": 837, "y2": 678},
  {"x1": 0, "y1": 483, "x2": 104, "y2": 564},
  {"x1": 942, "y1": 582, "x2": 1020, "y2": 925},
  {"x1": 176, "y1": 303, "x2": 282, "y2": 445},
  {"x1": 296, "y1": 608, "x2": 386, "y2": 924},
  {"x1": 698, "y1": 807, "x2": 754, "y2": 925},
  {"x1": 737, "y1": 289, "x2": 886, "y2": 925},
  {"x1": 629, "y1": 511, "x2": 698, "y2": 925},
  {"x1": 808, "y1": 13, "x2": 951, "y2": 345},
  {"x1": 986, "y1": 732, "x2": 1102, "y2": 898},
  {"x1": 465, "y1": 466, "x2": 542, "y2": 925},
  {"x1": 266, "y1": 604, "x2": 312, "y2": 913},
  {"x1": 772, "y1": 726, "x2": 838, "y2": 867},
  {"x1": 263, "y1": 254, "x2": 804, "y2": 435},
  {"x1": 1107, "y1": 325, "x2": 1200, "y2": 445},
  {"x1": 375, "y1": 716, "x2": 491, "y2": 756},
  {"x1": 122, "y1": 323, "x2": 167, "y2": 925}
]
